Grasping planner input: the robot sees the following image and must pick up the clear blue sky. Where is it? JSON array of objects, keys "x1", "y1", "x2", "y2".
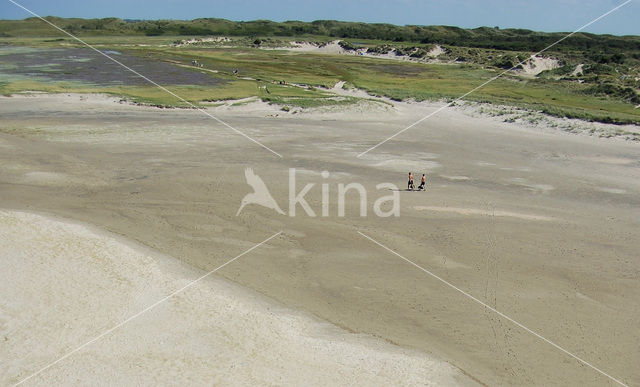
[{"x1": 1, "y1": 0, "x2": 638, "y2": 36}]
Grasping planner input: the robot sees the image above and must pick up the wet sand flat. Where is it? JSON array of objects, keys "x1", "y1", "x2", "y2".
[
  {"x1": 1, "y1": 94, "x2": 639, "y2": 385},
  {"x1": 0, "y1": 46, "x2": 228, "y2": 86}
]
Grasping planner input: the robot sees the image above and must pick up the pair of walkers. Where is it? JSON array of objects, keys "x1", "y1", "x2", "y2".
[{"x1": 408, "y1": 172, "x2": 426, "y2": 191}]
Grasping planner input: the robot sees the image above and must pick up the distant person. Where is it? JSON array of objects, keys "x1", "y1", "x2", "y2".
[
  {"x1": 408, "y1": 172, "x2": 415, "y2": 191},
  {"x1": 418, "y1": 174, "x2": 426, "y2": 191}
]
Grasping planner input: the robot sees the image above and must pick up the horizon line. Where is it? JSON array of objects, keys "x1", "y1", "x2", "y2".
[{"x1": 2, "y1": 16, "x2": 638, "y2": 37}]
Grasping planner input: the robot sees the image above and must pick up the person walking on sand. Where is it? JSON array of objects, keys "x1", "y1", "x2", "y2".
[
  {"x1": 418, "y1": 174, "x2": 426, "y2": 191},
  {"x1": 408, "y1": 172, "x2": 415, "y2": 191}
]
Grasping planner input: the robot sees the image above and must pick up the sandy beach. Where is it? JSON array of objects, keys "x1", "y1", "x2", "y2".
[
  {"x1": 0, "y1": 209, "x2": 467, "y2": 385},
  {"x1": 1, "y1": 93, "x2": 639, "y2": 385}
]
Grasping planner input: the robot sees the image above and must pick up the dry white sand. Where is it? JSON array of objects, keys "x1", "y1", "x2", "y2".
[
  {"x1": 273, "y1": 40, "x2": 446, "y2": 63},
  {"x1": 413, "y1": 206, "x2": 555, "y2": 221},
  {"x1": 0, "y1": 210, "x2": 469, "y2": 386},
  {"x1": 270, "y1": 41, "x2": 559, "y2": 73},
  {"x1": 516, "y1": 56, "x2": 560, "y2": 76}
]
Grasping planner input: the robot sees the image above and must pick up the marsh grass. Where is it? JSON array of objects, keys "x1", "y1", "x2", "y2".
[{"x1": 1, "y1": 36, "x2": 638, "y2": 123}]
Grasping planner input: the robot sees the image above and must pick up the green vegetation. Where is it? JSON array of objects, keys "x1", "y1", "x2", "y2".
[
  {"x1": 0, "y1": 17, "x2": 638, "y2": 125},
  {"x1": 3, "y1": 17, "x2": 639, "y2": 53}
]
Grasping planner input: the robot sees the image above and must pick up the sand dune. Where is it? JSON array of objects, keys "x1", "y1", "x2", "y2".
[{"x1": 0, "y1": 210, "x2": 468, "y2": 386}]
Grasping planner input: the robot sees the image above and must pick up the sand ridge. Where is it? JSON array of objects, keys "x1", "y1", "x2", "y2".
[
  {"x1": 0, "y1": 209, "x2": 470, "y2": 386},
  {"x1": 413, "y1": 206, "x2": 556, "y2": 221}
]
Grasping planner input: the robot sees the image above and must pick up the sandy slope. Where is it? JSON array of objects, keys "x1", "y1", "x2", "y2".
[
  {"x1": 516, "y1": 56, "x2": 561, "y2": 76},
  {"x1": 267, "y1": 40, "x2": 559, "y2": 72},
  {"x1": 0, "y1": 210, "x2": 469, "y2": 386}
]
